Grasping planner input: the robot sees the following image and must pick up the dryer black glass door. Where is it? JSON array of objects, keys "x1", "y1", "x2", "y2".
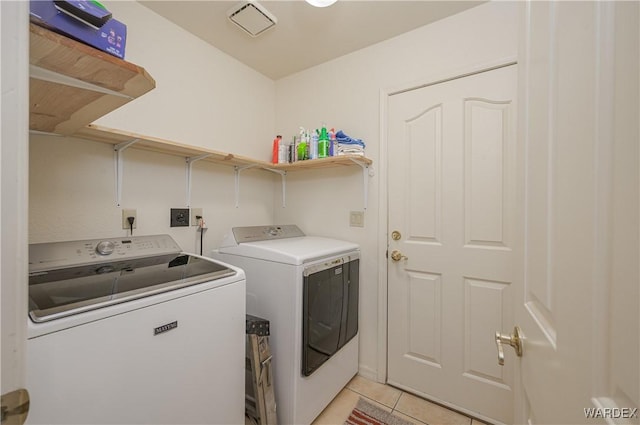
[{"x1": 302, "y1": 258, "x2": 359, "y2": 376}]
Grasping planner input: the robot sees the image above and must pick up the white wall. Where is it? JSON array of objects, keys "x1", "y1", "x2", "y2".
[
  {"x1": 29, "y1": 1, "x2": 278, "y2": 249},
  {"x1": 95, "y1": 1, "x2": 276, "y2": 159},
  {"x1": 274, "y1": 1, "x2": 519, "y2": 379}
]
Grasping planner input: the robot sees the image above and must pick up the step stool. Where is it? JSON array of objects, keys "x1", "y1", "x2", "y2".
[{"x1": 245, "y1": 314, "x2": 278, "y2": 425}]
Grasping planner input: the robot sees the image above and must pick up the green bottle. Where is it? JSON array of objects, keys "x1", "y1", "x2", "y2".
[
  {"x1": 318, "y1": 125, "x2": 329, "y2": 158},
  {"x1": 297, "y1": 127, "x2": 308, "y2": 160}
]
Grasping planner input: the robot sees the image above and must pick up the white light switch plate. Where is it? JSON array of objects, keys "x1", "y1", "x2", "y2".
[{"x1": 349, "y1": 211, "x2": 364, "y2": 227}]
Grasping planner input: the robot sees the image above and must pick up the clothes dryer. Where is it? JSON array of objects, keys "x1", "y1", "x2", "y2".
[{"x1": 214, "y1": 225, "x2": 359, "y2": 425}]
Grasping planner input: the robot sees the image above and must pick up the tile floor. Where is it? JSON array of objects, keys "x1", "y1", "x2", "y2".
[{"x1": 311, "y1": 375, "x2": 488, "y2": 425}]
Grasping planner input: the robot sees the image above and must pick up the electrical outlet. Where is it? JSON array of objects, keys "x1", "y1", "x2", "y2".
[
  {"x1": 349, "y1": 211, "x2": 365, "y2": 227},
  {"x1": 170, "y1": 208, "x2": 190, "y2": 227},
  {"x1": 191, "y1": 208, "x2": 203, "y2": 226},
  {"x1": 122, "y1": 209, "x2": 137, "y2": 230}
]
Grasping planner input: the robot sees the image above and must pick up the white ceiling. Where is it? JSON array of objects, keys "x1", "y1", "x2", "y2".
[{"x1": 138, "y1": 1, "x2": 484, "y2": 80}]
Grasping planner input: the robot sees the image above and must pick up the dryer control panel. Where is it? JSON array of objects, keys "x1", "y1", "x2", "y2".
[{"x1": 230, "y1": 225, "x2": 305, "y2": 244}]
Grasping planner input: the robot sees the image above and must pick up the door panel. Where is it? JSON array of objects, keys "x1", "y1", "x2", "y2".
[
  {"x1": 464, "y1": 99, "x2": 511, "y2": 248},
  {"x1": 516, "y1": 1, "x2": 639, "y2": 423},
  {"x1": 387, "y1": 64, "x2": 518, "y2": 424}
]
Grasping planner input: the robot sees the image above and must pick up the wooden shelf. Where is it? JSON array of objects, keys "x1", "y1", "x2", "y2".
[
  {"x1": 269, "y1": 154, "x2": 372, "y2": 171},
  {"x1": 29, "y1": 23, "x2": 156, "y2": 135},
  {"x1": 72, "y1": 124, "x2": 372, "y2": 209},
  {"x1": 75, "y1": 124, "x2": 372, "y2": 172},
  {"x1": 27, "y1": 23, "x2": 371, "y2": 207},
  {"x1": 75, "y1": 124, "x2": 270, "y2": 169}
]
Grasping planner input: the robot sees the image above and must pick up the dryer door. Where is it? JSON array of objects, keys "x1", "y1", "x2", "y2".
[{"x1": 302, "y1": 255, "x2": 359, "y2": 376}]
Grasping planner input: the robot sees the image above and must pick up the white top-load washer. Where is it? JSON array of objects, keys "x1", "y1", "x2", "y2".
[
  {"x1": 26, "y1": 234, "x2": 246, "y2": 425},
  {"x1": 213, "y1": 225, "x2": 360, "y2": 425}
]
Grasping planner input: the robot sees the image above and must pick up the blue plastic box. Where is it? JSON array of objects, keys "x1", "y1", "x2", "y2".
[{"x1": 30, "y1": 0, "x2": 126, "y2": 59}]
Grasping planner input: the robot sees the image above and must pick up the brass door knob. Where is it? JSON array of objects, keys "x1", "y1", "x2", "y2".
[
  {"x1": 495, "y1": 326, "x2": 523, "y2": 365},
  {"x1": 390, "y1": 250, "x2": 408, "y2": 262}
]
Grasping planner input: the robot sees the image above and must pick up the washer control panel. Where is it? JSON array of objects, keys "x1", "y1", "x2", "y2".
[
  {"x1": 231, "y1": 225, "x2": 305, "y2": 243},
  {"x1": 29, "y1": 234, "x2": 182, "y2": 272}
]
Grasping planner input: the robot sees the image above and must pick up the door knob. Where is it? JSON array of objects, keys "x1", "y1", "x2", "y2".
[
  {"x1": 495, "y1": 326, "x2": 523, "y2": 365},
  {"x1": 390, "y1": 250, "x2": 408, "y2": 262},
  {"x1": 1, "y1": 388, "x2": 29, "y2": 424}
]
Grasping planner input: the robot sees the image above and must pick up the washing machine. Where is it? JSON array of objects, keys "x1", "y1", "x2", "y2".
[
  {"x1": 27, "y1": 234, "x2": 246, "y2": 424},
  {"x1": 213, "y1": 225, "x2": 359, "y2": 425}
]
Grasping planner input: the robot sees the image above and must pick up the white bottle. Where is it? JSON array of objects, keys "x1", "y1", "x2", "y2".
[
  {"x1": 278, "y1": 141, "x2": 287, "y2": 164},
  {"x1": 310, "y1": 132, "x2": 318, "y2": 160}
]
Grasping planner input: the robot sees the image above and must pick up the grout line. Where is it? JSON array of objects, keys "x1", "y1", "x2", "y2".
[
  {"x1": 345, "y1": 386, "x2": 398, "y2": 410},
  {"x1": 392, "y1": 390, "x2": 402, "y2": 410}
]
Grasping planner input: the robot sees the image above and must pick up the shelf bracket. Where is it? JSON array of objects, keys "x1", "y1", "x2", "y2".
[
  {"x1": 347, "y1": 158, "x2": 370, "y2": 210},
  {"x1": 186, "y1": 154, "x2": 211, "y2": 207},
  {"x1": 264, "y1": 169, "x2": 287, "y2": 208},
  {"x1": 30, "y1": 65, "x2": 134, "y2": 99},
  {"x1": 234, "y1": 165, "x2": 259, "y2": 208},
  {"x1": 114, "y1": 138, "x2": 139, "y2": 207}
]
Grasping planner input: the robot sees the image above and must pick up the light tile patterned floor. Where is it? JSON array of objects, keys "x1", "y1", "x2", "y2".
[{"x1": 312, "y1": 375, "x2": 489, "y2": 425}]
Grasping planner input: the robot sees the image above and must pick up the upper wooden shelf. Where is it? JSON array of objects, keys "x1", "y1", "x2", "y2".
[
  {"x1": 29, "y1": 23, "x2": 156, "y2": 135},
  {"x1": 75, "y1": 124, "x2": 372, "y2": 172}
]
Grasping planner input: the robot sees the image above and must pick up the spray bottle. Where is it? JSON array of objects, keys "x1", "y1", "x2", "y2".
[
  {"x1": 297, "y1": 127, "x2": 308, "y2": 160},
  {"x1": 318, "y1": 124, "x2": 329, "y2": 158},
  {"x1": 329, "y1": 128, "x2": 336, "y2": 156},
  {"x1": 310, "y1": 130, "x2": 318, "y2": 160}
]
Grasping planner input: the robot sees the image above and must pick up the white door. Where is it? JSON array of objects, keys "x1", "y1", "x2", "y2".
[
  {"x1": 387, "y1": 64, "x2": 518, "y2": 424},
  {"x1": 516, "y1": 1, "x2": 639, "y2": 423}
]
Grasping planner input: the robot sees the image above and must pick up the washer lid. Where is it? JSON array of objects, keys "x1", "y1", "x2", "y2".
[
  {"x1": 28, "y1": 235, "x2": 238, "y2": 322},
  {"x1": 218, "y1": 236, "x2": 359, "y2": 265},
  {"x1": 28, "y1": 253, "x2": 237, "y2": 323}
]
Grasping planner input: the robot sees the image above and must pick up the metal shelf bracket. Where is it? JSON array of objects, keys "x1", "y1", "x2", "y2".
[
  {"x1": 234, "y1": 164, "x2": 259, "y2": 208},
  {"x1": 186, "y1": 154, "x2": 211, "y2": 207},
  {"x1": 234, "y1": 166, "x2": 287, "y2": 208},
  {"x1": 114, "y1": 138, "x2": 139, "y2": 206},
  {"x1": 347, "y1": 158, "x2": 370, "y2": 210},
  {"x1": 264, "y1": 168, "x2": 287, "y2": 208},
  {"x1": 30, "y1": 64, "x2": 134, "y2": 100}
]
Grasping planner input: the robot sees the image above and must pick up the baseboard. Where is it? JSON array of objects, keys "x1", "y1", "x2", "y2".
[{"x1": 357, "y1": 364, "x2": 381, "y2": 383}]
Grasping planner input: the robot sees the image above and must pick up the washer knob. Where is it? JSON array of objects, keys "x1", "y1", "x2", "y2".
[
  {"x1": 95, "y1": 265, "x2": 115, "y2": 274},
  {"x1": 96, "y1": 240, "x2": 115, "y2": 256}
]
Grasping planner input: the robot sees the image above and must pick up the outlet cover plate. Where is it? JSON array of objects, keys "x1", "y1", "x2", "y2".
[
  {"x1": 122, "y1": 209, "x2": 137, "y2": 229},
  {"x1": 191, "y1": 208, "x2": 203, "y2": 226},
  {"x1": 170, "y1": 208, "x2": 189, "y2": 227}
]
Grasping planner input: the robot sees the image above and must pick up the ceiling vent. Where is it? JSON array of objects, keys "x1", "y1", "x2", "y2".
[{"x1": 227, "y1": 1, "x2": 277, "y2": 37}]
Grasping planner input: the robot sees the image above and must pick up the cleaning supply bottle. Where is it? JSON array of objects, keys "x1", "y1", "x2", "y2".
[
  {"x1": 318, "y1": 125, "x2": 329, "y2": 158},
  {"x1": 297, "y1": 127, "x2": 308, "y2": 160},
  {"x1": 272, "y1": 135, "x2": 281, "y2": 164},
  {"x1": 310, "y1": 131, "x2": 318, "y2": 159},
  {"x1": 278, "y1": 136, "x2": 287, "y2": 164},
  {"x1": 329, "y1": 128, "x2": 337, "y2": 156}
]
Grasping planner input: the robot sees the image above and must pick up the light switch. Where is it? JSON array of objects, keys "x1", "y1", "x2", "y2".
[{"x1": 349, "y1": 211, "x2": 364, "y2": 227}]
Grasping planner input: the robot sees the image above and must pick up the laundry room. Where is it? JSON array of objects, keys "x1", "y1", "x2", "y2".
[
  {"x1": 28, "y1": 0, "x2": 518, "y2": 400},
  {"x1": 2, "y1": 1, "x2": 638, "y2": 424}
]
